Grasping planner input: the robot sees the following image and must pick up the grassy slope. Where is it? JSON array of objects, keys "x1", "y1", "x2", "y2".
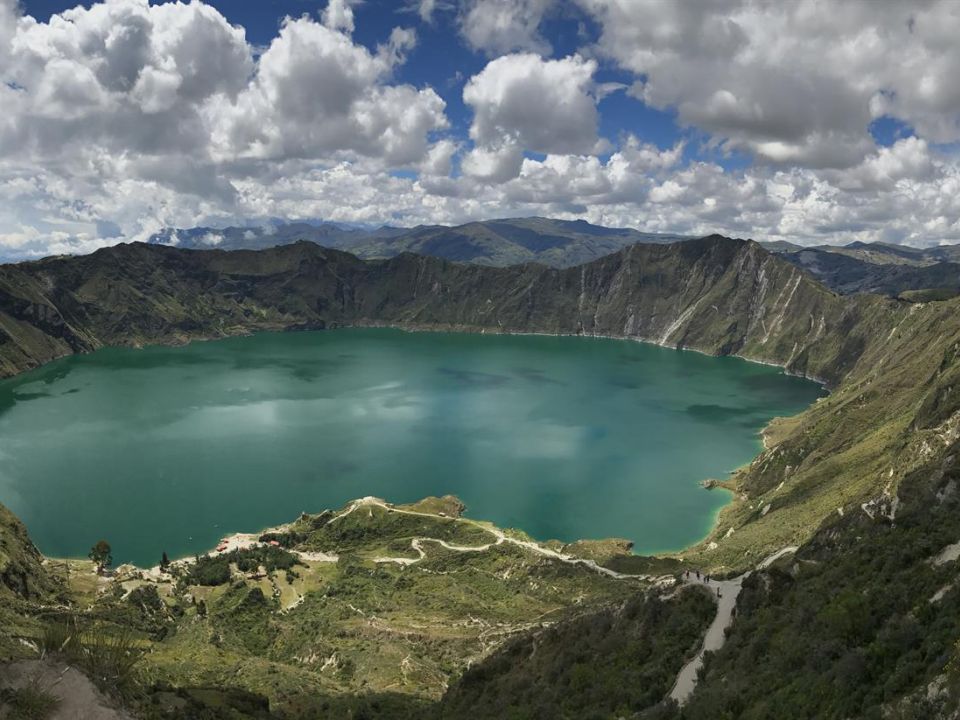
[
  {"x1": 443, "y1": 438, "x2": 960, "y2": 719},
  {"x1": 4, "y1": 236, "x2": 960, "y2": 572},
  {"x1": 13, "y1": 497, "x2": 658, "y2": 718},
  {"x1": 659, "y1": 438, "x2": 960, "y2": 719}
]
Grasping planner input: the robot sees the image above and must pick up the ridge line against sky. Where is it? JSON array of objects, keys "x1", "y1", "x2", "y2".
[{"x1": 1, "y1": 0, "x2": 960, "y2": 260}]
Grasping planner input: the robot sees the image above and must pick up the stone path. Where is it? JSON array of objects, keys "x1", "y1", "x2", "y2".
[{"x1": 668, "y1": 572, "x2": 745, "y2": 705}]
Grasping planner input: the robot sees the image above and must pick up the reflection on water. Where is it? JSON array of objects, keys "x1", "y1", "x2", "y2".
[{"x1": 0, "y1": 329, "x2": 824, "y2": 566}]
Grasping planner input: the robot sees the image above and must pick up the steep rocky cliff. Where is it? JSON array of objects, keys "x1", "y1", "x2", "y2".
[
  {"x1": 3, "y1": 235, "x2": 960, "y2": 567},
  {"x1": 0, "y1": 235, "x2": 880, "y2": 384}
]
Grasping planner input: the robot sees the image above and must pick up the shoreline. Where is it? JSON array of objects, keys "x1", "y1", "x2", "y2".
[{"x1": 6, "y1": 323, "x2": 826, "y2": 568}]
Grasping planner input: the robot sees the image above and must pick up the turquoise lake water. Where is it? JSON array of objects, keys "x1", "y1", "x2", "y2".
[{"x1": 0, "y1": 329, "x2": 823, "y2": 566}]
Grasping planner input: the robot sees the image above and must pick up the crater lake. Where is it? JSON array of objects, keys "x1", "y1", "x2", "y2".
[{"x1": 0, "y1": 328, "x2": 824, "y2": 566}]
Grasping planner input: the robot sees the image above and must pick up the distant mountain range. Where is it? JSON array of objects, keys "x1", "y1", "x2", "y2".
[
  {"x1": 149, "y1": 217, "x2": 960, "y2": 299},
  {"x1": 763, "y1": 240, "x2": 960, "y2": 298},
  {"x1": 148, "y1": 217, "x2": 690, "y2": 268}
]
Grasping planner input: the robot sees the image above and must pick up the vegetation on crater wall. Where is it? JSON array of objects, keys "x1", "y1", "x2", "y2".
[{"x1": 5, "y1": 237, "x2": 960, "y2": 716}]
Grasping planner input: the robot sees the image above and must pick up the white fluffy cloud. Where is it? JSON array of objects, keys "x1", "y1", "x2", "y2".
[
  {"x1": 212, "y1": 17, "x2": 445, "y2": 165},
  {"x1": 2, "y1": 0, "x2": 252, "y2": 161},
  {"x1": 0, "y1": 0, "x2": 449, "y2": 255},
  {"x1": 5, "y1": 0, "x2": 960, "y2": 260},
  {"x1": 459, "y1": 0, "x2": 553, "y2": 56},
  {"x1": 322, "y1": 0, "x2": 357, "y2": 33},
  {"x1": 577, "y1": 0, "x2": 960, "y2": 168},
  {"x1": 462, "y1": 53, "x2": 601, "y2": 181}
]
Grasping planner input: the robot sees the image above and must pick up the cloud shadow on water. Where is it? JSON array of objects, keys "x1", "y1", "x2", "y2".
[
  {"x1": 437, "y1": 367, "x2": 512, "y2": 387},
  {"x1": 512, "y1": 366, "x2": 564, "y2": 385},
  {"x1": 686, "y1": 403, "x2": 760, "y2": 423}
]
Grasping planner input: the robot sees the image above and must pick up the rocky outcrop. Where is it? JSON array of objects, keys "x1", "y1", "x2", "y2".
[{"x1": 0, "y1": 503, "x2": 54, "y2": 601}]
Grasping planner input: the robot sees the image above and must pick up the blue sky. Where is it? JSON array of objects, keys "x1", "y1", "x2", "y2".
[
  {"x1": 2, "y1": 0, "x2": 960, "y2": 259},
  {"x1": 14, "y1": 0, "x2": 910, "y2": 157}
]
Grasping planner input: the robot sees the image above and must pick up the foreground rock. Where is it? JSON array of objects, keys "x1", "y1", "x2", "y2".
[{"x1": 0, "y1": 660, "x2": 134, "y2": 720}]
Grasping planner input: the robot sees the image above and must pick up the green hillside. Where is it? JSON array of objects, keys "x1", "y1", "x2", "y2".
[{"x1": 3, "y1": 236, "x2": 960, "y2": 717}]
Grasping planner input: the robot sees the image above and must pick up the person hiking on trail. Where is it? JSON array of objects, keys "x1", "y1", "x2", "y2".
[
  {"x1": 717, "y1": 588, "x2": 721, "y2": 598},
  {"x1": 696, "y1": 570, "x2": 700, "y2": 579}
]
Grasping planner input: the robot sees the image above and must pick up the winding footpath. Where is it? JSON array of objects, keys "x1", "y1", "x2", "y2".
[
  {"x1": 152, "y1": 495, "x2": 794, "y2": 707},
  {"x1": 668, "y1": 573, "x2": 745, "y2": 705},
  {"x1": 668, "y1": 546, "x2": 798, "y2": 706},
  {"x1": 328, "y1": 496, "x2": 659, "y2": 581}
]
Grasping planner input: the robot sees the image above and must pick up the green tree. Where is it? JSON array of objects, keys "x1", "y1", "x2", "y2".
[
  {"x1": 160, "y1": 551, "x2": 169, "y2": 571},
  {"x1": 197, "y1": 599, "x2": 207, "y2": 618},
  {"x1": 88, "y1": 539, "x2": 112, "y2": 574}
]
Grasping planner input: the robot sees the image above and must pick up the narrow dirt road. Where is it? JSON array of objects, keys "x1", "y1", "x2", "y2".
[
  {"x1": 668, "y1": 573, "x2": 744, "y2": 705},
  {"x1": 669, "y1": 546, "x2": 797, "y2": 706}
]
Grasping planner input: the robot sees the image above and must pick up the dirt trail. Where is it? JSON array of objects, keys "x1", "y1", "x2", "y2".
[
  {"x1": 335, "y1": 497, "x2": 661, "y2": 582},
  {"x1": 140, "y1": 497, "x2": 666, "y2": 584},
  {"x1": 668, "y1": 547, "x2": 798, "y2": 706}
]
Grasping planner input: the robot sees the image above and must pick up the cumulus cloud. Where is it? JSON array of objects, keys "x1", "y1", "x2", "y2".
[
  {"x1": 829, "y1": 137, "x2": 936, "y2": 192},
  {"x1": 322, "y1": 0, "x2": 357, "y2": 33},
  {"x1": 0, "y1": 0, "x2": 449, "y2": 256},
  {"x1": 3, "y1": 0, "x2": 252, "y2": 160},
  {"x1": 5, "y1": 0, "x2": 960, "y2": 260},
  {"x1": 213, "y1": 16, "x2": 444, "y2": 165},
  {"x1": 462, "y1": 53, "x2": 601, "y2": 181},
  {"x1": 459, "y1": 0, "x2": 554, "y2": 56},
  {"x1": 576, "y1": 0, "x2": 960, "y2": 169}
]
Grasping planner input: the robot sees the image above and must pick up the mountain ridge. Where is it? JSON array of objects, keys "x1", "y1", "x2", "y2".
[
  {"x1": 0, "y1": 235, "x2": 864, "y2": 385},
  {"x1": 145, "y1": 217, "x2": 691, "y2": 269},
  {"x1": 4, "y1": 235, "x2": 960, "y2": 716},
  {"x1": 0, "y1": 234, "x2": 953, "y2": 571}
]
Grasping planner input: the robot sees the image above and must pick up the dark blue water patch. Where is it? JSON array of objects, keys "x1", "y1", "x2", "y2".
[
  {"x1": 512, "y1": 367, "x2": 564, "y2": 385},
  {"x1": 436, "y1": 367, "x2": 513, "y2": 387},
  {"x1": 686, "y1": 403, "x2": 760, "y2": 422}
]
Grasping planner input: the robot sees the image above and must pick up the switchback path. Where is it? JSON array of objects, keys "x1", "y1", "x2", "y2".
[
  {"x1": 669, "y1": 546, "x2": 798, "y2": 706},
  {"x1": 329, "y1": 496, "x2": 664, "y2": 582}
]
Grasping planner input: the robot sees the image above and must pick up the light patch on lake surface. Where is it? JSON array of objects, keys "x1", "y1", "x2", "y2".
[{"x1": 0, "y1": 329, "x2": 824, "y2": 566}]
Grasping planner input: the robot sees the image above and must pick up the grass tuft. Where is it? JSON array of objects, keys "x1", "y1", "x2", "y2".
[
  {"x1": 38, "y1": 619, "x2": 144, "y2": 701},
  {"x1": 0, "y1": 683, "x2": 60, "y2": 720}
]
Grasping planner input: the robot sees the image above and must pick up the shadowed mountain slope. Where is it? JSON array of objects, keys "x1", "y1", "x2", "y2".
[
  {"x1": 148, "y1": 217, "x2": 689, "y2": 268},
  {"x1": 2, "y1": 234, "x2": 960, "y2": 570},
  {"x1": 780, "y1": 246, "x2": 960, "y2": 297}
]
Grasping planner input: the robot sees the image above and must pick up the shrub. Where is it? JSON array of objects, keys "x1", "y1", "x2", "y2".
[
  {"x1": 37, "y1": 620, "x2": 144, "y2": 701},
  {"x1": 0, "y1": 685, "x2": 60, "y2": 720}
]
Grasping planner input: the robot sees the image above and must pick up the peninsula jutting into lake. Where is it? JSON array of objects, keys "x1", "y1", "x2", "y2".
[
  {"x1": 0, "y1": 328, "x2": 822, "y2": 566},
  {"x1": 5, "y1": 0, "x2": 960, "y2": 717}
]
